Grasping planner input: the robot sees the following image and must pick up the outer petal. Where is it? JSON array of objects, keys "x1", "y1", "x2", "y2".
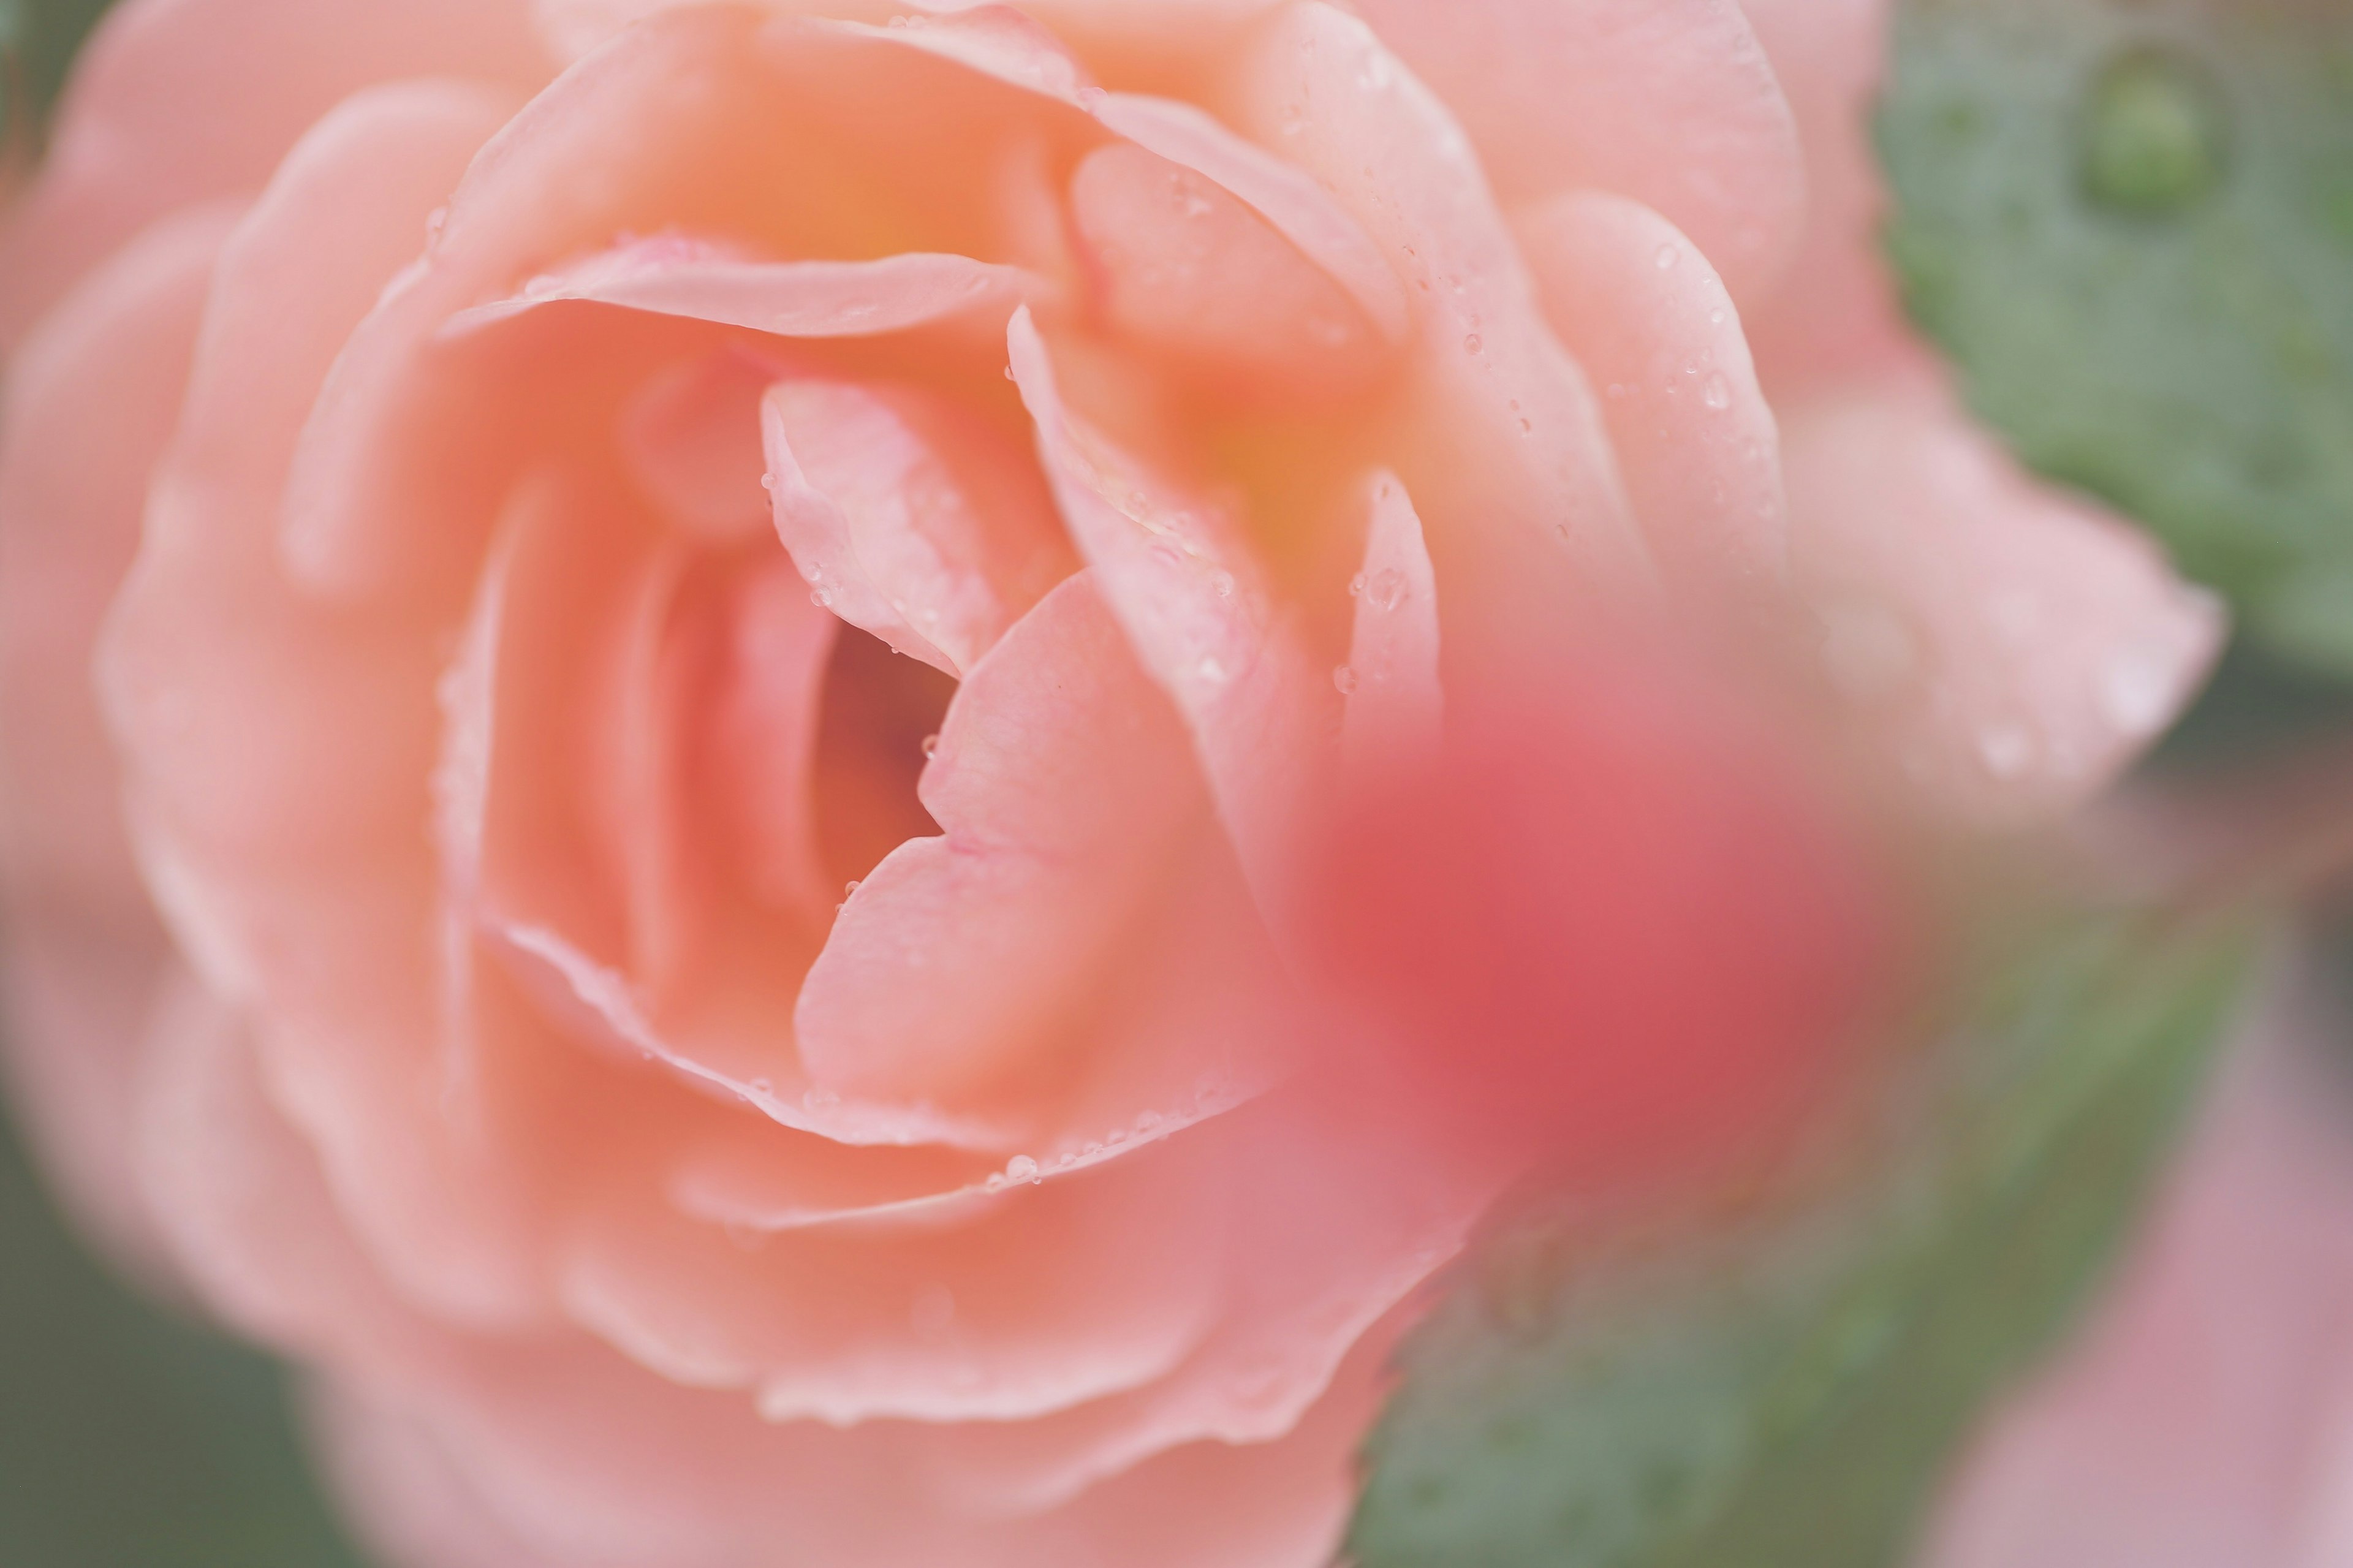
[
  {"x1": 0, "y1": 0, "x2": 551, "y2": 344},
  {"x1": 1347, "y1": 0, "x2": 1808, "y2": 302},
  {"x1": 1737, "y1": 0, "x2": 1915, "y2": 395},
  {"x1": 1780, "y1": 390, "x2": 2222, "y2": 823},
  {"x1": 0, "y1": 203, "x2": 235, "y2": 1268}
]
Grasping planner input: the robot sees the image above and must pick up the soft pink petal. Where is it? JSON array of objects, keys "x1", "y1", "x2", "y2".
[
  {"x1": 1348, "y1": 0, "x2": 1807, "y2": 303},
  {"x1": 556, "y1": 1140, "x2": 1227, "y2": 1425},
  {"x1": 795, "y1": 571, "x2": 1208, "y2": 1103},
  {"x1": 0, "y1": 199, "x2": 233, "y2": 1273},
  {"x1": 1068, "y1": 141, "x2": 1392, "y2": 403},
  {"x1": 1216, "y1": 2, "x2": 1652, "y2": 659},
  {"x1": 762, "y1": 375, "x2": 1076, "y2": 678},
  {"x1": 1514, "y1": 189, "x2": 1788, "y2": 604},
  {"x1": 0, "y1": 0, "x2": 551, "y2": 344},
  {"x1": 99, "y1": 81, "x2": 551, "y2": 1327},
  {"x1": 1780, "y1": 390, "x2": 2223, "y2": 823},
  {"x1": 1007, "y1": 308, "x2": 1333, "y2": 930},
  {"x1": 283, "y1": 4, "x2": 1074, "y2": 605},
  {"x1": 441, "y1": 240, "x2": 1050, "y2": 341},
  {"x1": 1737, "y1": 0, "x2": 1918, "y2": 395},
  {"x1": 1341, "y1": 470, "x2": 1443, "y2": 777},
  {"x1": 1086, "y1": 91, "x2": 1409, "y2": 342},
  {"x1": 618, "y1": 348, "x2": 800, "y2": 545}
]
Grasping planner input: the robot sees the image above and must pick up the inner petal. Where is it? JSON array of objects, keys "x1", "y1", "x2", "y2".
[{"x1": 1069, "y1": 141, "x2": 1387, "y2": 403}]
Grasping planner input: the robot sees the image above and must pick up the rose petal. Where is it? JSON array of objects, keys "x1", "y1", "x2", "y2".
[
  {"x1": 795, "y1": 571, "x2": 1207, "y2": 1104},
  {"x1": 1347, "y1": 0, "x2": 1806, "y2": 302},
  {"x1": 1340, "y1": 470, "x2": 1443, "y2": 778},
  {"x1": 1007, "y1": 308, "x2": 1332, "y2": 932},
  {"x1": 1218, "y1": 2, "x2": 1653, "y2": 660},
  {"x1": 1780, "y1": 390, "x2": 2224, "y2": 823},
  {"x1": 1514, "y1": 189, "x2": 1788, "y2": 604},
  {"x1": 762, "y1": 375, "x2": 1076, "y2": 678},
  {"x1": 441, "y1": 242, "x2": 1050, "y2": 341},
  {"x1": 0, "y1": 0, "x2": 551, "y2": 344}
]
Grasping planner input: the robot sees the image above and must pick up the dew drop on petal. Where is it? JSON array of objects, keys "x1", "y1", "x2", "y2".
[
  {"x1": 920, "y1": 732, "x2": 941, "y2": 759},
  {"x1": 1702, "y1": 373, "x2": 1732, "y2": 412},
  {"x1": 1005, "y1": 1154, "x2": 1040, "y2": 1184},
  {"x1": 1333, "y1": 664, "x2": 1360, "y2": 694},
  {"x1": 1654, "y1": 243, "x2": 1680, "y2": 270},
  {"x1": 1365, "y1": 567, "x2": 1406, "y2": 612}
]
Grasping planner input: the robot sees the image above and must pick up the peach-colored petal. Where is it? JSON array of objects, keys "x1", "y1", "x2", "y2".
[
  {"x1": 1085, "y1": 92, "x2": 1409, "y2": 342},
  {"x1": 1069, "y1": 141, "x2": 1390, "y2": 403},
  {"x1": 0, "y1": 199, "x2": 233, "y2": 1273},
  {"x1": 99, "y1": 80, "x2": 552, "y2": 1328},
  {"x1": 558, "y1": 1139, "x2": 1227, "y2": 1425},
  {"x1": 1514, "y1": 188, "x2": 1788, "y2": 604},
  {"x1": 283, "y1": 4, "x2": 1072, "y2": 605},
  {"x1": 1347, "y1": 0, "x2": 1807, "y2": 303},
  {"x1": 1007, "y1": 308, "x2": 1332, "y2": 929},
  {"x1": 1340, "y1": 469, "x2": 1442, "y2": 777},
  {"x1": 1779, "y1": 390, "x2": 2224, "y2": 823},
  {"x1": 0, "y1": 0, "x2": 551, "y2": 344},
  {"x1": 1737, "y1": 0, "x2": 1917, "y2": 395},
  {"x1": 616, "y1": 349, "x2": 776, "y2": 545},
  {"x1": 441, "y1": 240, "x2": 1050, "y2": 341},
  {"x1": 762, "y1": 375, "x2": 1076, "y2": 678},
  {"x1": 1218, "y1": 2, "x2": 1652, "y2": 656},
  {"x1": 796, "y1": 571, "x2": 1206, "y2": 1103}
]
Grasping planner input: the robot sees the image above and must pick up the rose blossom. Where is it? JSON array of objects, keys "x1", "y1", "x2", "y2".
[{"x1": 0, "y1": 1, "x2": 2222, "y2": 1564}]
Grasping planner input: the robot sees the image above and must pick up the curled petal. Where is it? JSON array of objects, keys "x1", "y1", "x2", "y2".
[{"x1": 1514, "y1": 189, "x2": 1788, "y2": 604}]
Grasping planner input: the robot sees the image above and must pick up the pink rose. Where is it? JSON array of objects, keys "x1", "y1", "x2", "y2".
[{"x1": 0, "y1": 1, "x2": 2222, "y2": 1564}]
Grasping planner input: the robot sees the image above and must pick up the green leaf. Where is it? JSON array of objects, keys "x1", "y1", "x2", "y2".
[
  {"x1": 3, "y1": 0, "x2": 122, "y2": 137},
  {"x1": 1877, "y1": 0, "x2": 2353, "y2": 678},
  {"x1": 0, "y1": 1096, "x2": 372, "y2": 1568},
  {"x1": 1345, "y1": 904, "x2": 2264, "y2": 1568}
]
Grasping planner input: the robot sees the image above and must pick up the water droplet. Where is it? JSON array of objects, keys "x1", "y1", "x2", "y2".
[
  {"x1": 1463, "y1": 333, "x2": 1483, "y2": 355},
  {"x1": 1977, "y1": 723, "x2": 2037, "y2": 780},
  {"x1": 1702, "y1": 373, "x2": 1732, "y2": 412},
  {"x1": 522, "y1": 273, "x2": 562, "y2": 299},
  {"x1": 1005, "y1": 1154, "x2": 1040, "y2": 1184},
  {"x1": 1653, "y1": 243, "x2": 1680, "y2": 270},
  {"x1": 1105, "y1": 1127, "x2": 1129, "y2": 1146},
  {"x1": 759, "y1": 472, "x2": 775, "y2": 491},
  {"x1": 2082, "y1": 46, "x2": 2228, "y2": 218},
  {"x1": 804, "y1": 1086, "x2": 841, "y2": 1113},
  {"x1": 843, "y1": 880, "x2": 862, "y2": 899},
  {"x1": 1196, "y1": 654, "x2": 1228, "y2": 684},
  {"x1": 1211, "y1": 570, "x2": 1237, "y2": 599},
  {"x1": 1708, "y1": 306, "x2": 1727, "y2": 327},
  {"x1": 749, "y1": 1077, "x2": 773, "y2": 1096},
  {"x1": 920, "y1": 733, "x2": 941, "y2": 759},
  {"x1": 425, "y1": 206, "x2": 450, "y2": 243},
  {"x1": 2100, "y1": 642, "x2": 2179, "y2": 735},
  {"x1": 910, "y1": 1284, "x2": 957, "y2": 1337},
  {"x1": 1054, "y1": 1151, "x2": 1077, "y2": 1168},
  {"x1": 1333, "y1": 664, "x2": 1360, "y2": 694},
  {"x1": 811, "y1": 588, "x2": 835, "y2": 609},
  {"x1": 1347, "y1": 572, "x2": 1367, "y2": 599},
  {"x1": 1365, "y1": 567, "x2": 1406, "y2": 612},
  {"x1": 1135, "y1": 1110, "x2": 1164, "y2": 1132}
]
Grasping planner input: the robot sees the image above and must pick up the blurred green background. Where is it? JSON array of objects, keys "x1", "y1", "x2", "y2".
[{"x1": 6, "y1": 5, "x2": 371, "y2": 1565}]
